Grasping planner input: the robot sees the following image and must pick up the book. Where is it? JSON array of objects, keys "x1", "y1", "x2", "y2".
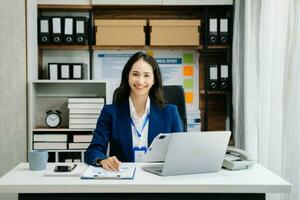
[
  {"x1": 68, "y1": 103, "x2": 104, "y2": 109},
  {"x1": 33, "y1": 142, "x2": 67, "y2": 150},
  {"x1": 68, "y1": 98, "x2": 105, "y2": 104},
  {"x1": 69, "y1": 108, "x2": 101, "y2": 114},
  {"x1": 81, "y1": 165, "x2": 136, "y2": 180},
  {"x1": 69, "y1": 124, "x2": 96, "y2": 129},
  {"x1": 69, "y1": 113, "x2": 99, "y2": 119},
  {"x1": 69, "y1": 118, "x2": 98, "y2": 124},
  {"x1": 73, "y1": 134, "x2": 93, "y2": 142},
  {"x1": 69, "y1": 142, "x2": 90, "y2": 149},
  {"x1": 33, "y1": 134, "x2": 67, "y2": 142}
]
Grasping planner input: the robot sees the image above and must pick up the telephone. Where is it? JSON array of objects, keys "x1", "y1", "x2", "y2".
[{"x1": 222, "y1": 147, "x2": 255, "y2": 170}]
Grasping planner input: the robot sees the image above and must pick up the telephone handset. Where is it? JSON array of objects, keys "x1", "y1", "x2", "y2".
[{"x1": 222, "y1": 147, "x2": 255, "y2": 170}]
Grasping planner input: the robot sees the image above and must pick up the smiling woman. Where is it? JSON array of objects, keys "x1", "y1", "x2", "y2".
[{"x1": 85, "y1": 52, "x2": 183, "y2": 171}]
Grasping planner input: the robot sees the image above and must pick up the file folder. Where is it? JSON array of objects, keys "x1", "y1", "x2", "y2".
[
  {"x1": 219, "y1": 64, "x2": 230, "y2": 90},
  {"x1": 59, "y1": 64, "x2": 70, "y2": 79},
  {"x1": 63, "y1": 17, "x2": 74, "y2": 44},
  {"x1": 208, "y1": 64, "x2": 218, "y2": 90},
  {"x1": 74, "y1": 17, "x2": 87, "y2": 45},
  {"x1": 51, "y1": 17, "x2": 63, "y2": 44},
  {"x1": 48, "y1": 63, "x2": 58, "y2": 80},
  {"x1": 208, "y1": 18, "x2": 218, "y2": 45},
  {"x1": 38, "y1": 17, "x2": 50, "y2": 44},
  {"x1": 72, "y1": 64, "x2": 83, "y2": 79},
  {"x1": 219, "y1": 18, "x2": 229, "y2": 44}
]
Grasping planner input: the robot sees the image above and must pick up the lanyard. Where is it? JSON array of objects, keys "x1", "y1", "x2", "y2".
[{"x1": 131, "y1": 113, "x2": 150, "y2": 138}]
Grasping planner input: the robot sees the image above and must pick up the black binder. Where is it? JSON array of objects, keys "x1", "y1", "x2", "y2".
[
  {"x1": 48, "y1": 63, "x2": 58, "y2": 80},
  {"x1": 219, "y1": 64, "x2": 230, "y2": 90},
  {"x1": 63, "y1": 17, "x2": 74, "y2": 44},
  {"x1": 71, "y1": 63, "x2": 83, "y2": 79},
  {"x1": 58, "y1": 64, "x2": 71, "y2": 79},
  {"x1": 74, "y1": 17, "x2": 88, "y2": 45},
  {"x1": 208, "y1": 18, "x2": 218, "y2": 45},
  {"x1": 208, "y1": 64, "x2": 218, "y2": 90},
  {"x1": 51, "y1": 17, "x2": 63, "y2": 44},
  {"x1": 38, "y1": 17, "x2": 51, "y2": 44},
  {"x1": 219, "y1": 18, "x2": 229, "y2": 45}
]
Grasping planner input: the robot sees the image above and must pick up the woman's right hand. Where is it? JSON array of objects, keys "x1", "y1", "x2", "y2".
[{"x1": 100, "y1": 156, "x2": 121, "y2": 171}]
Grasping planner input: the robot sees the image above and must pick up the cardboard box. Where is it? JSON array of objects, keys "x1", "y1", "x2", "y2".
[
  {"x1": 95, "y1": 19, "x2": 146, "y2": 46},
  {"x1": 150, "y1": 20, "x2": 200, "y2": 46}
]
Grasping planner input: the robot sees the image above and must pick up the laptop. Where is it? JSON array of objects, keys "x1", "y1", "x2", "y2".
[
  {"x1": 143, "y1": 133, "x2": 171, "y2": 163},
  {"x1": 142, "y1": 131, "x2": 231, "y2": 176}
]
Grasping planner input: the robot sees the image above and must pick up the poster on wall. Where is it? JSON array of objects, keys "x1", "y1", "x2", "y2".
[{"x1": 93, "y1": 50, "x2": 199, "y2": 112}]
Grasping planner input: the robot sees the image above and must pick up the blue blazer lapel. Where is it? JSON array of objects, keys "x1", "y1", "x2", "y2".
[
  {"x1": 148, "y1": 103, "x2": 164, "y2": 146},
  {"x1": 117, "y1": 100, "x2": 133, "y2": 161}
]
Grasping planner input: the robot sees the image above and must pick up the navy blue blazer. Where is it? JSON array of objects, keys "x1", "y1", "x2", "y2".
[{"x1": 85, "y1": 99, "x2": 183, "y2": 165}]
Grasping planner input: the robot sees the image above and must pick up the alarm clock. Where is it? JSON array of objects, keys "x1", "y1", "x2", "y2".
[{"x1": 45, "y1": 110, "x2": 62, "y2": 128}]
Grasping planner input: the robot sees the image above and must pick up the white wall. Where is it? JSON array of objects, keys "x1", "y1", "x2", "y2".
[{"x1": 0, "y1": 0, "x2": 27, "y2": 199}]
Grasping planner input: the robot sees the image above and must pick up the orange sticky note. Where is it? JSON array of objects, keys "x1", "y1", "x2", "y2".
[
  {"x1": 183, "y1": 66, "x2": 194, "y2": 76},
  {"x1": 185, "y1": 92, "x2": 193, "y2": 104}
]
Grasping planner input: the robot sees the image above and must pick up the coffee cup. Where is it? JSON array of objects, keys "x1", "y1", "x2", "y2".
[{"x1": 28, "y1": 150, "x2": 48, "y2": 170}]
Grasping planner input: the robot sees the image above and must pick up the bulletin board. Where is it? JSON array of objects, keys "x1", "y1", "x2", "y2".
[{"x1": 93, "y1": 50, "x2": 199, "y2": 111}]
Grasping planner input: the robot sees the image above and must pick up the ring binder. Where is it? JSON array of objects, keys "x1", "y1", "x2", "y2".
[
  {"x1": 74, "y1": 17, "x2": 87, "y2": 45},
  {"x1": 63, "y1": 17, "x2": 74, "y2": 44},
  {"x1": 208, "y1": 18, "x2": 218, "y2": 45},
  {"x1": 51, "y1": 17, "x2": 63, "y2": 44},
  {"x1": 219, "y1": 18, "x2": 229, "y2": 45},
  {"x1": 208, "y1": 64, "x2": 218, "y2": 90},
  {"x1": 38, "y1": 17, "x2": 51, "y2": 44},
  {"x1": 219, "y1": 64, "x2": 230, "y2": 90}
]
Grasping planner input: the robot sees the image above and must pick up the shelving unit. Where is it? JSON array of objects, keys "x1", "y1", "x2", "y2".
[{"x1": 27, "y1": 0, "x2": 234, "y2": 162}]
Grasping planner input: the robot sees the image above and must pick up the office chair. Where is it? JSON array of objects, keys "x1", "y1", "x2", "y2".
[
  {"x1": 112, "y1": 85, "x2": 187, "y2": 132},
  {"x1": 162, "y1": 85, "x2": 187, "y2": 132}
]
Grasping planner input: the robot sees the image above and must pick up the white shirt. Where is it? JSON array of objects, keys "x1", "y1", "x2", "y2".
[{"x1": 129, "y1": 96, "x2": 150, "y2": 150}]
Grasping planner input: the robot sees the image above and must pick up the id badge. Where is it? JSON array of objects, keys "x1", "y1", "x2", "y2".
[{"x1": 133, "y1": 147, "x2": 147, "y2": 162}]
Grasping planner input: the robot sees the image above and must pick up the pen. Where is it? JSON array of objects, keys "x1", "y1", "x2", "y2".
[{"x1": 71, "y1": 164, "x2": 77, "y2": 171}]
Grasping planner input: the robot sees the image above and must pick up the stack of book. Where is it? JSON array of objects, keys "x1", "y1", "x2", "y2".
[
  {"x1": 68, "y1": 134, "x2": 93, "y2": 150},
  {"x1": 68, "y1": 98, "x2": 104, "y2": 129},
  {"x1": 33, "y1": 134, "x2": 67, "y2": 150}
]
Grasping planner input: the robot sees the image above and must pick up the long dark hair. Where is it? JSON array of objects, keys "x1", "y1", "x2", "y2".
[{"x1": 114, "y1": 52, "x2": 165, "y2": 108}]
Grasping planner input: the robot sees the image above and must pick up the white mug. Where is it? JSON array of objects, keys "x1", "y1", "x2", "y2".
[{"x1": 28, "y1": 150, "x2": 48, "y2": 171}]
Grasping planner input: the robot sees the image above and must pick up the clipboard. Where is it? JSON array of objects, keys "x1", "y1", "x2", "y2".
[{"x1": 81, "y1": 165, "x2": 136, "y2": 180}]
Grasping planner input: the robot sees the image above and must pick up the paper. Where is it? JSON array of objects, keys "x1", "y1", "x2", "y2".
[
  {"x1": 209, "y1": 18, "x2": 218, "y2": 32},
  {"x1": 73, "y1": 64, "x2": 82, "y2": 79},
  {"x1": 220, "y1": 19, "x2": 228, "y2": 32},
  {"x1": 76, "y1": 21, "x2": 84, "y2": 34},
  {"x1": 64, "y1": 18, "x2": 73, "y2": 34},
  {"x1": 183, "y1": 53, "x2": 193, "y2": 64},
  {"x1": 185, "y1": 92, "x2": 193, "y2": 104},
  {"x1": 221, "y1": 65, "x2": 229, "y2": 78},
  {"x1": 49, "y1": 64, "x2": 58, "y2": 80},
  {"x1": 60, "y1": 64, "x2": 70, "y2": 79},
  {"x1": 41, "y1": 20, "x2": 49, "y2": 33},
  {"x1": 183, "y1": 79, "x2": 194, "y2": 89},
  {"x1": 81, "y1": 165, "x2": 136, "y2": 180},
  {"x1": 183, "y1": 66, "x2": 194, "y2": 76}
]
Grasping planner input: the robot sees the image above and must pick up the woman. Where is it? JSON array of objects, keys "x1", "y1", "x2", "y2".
[{"x1": 85, "y1": 52, "x2": 182, "y2": 170}]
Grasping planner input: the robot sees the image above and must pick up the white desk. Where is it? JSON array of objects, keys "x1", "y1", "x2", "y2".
[{"x1": 0, "y1": 163, "x2": 291, "y2": 200}]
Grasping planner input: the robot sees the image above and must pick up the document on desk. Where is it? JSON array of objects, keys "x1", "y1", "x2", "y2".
[{"x1": 81, "y1": 165, "x2": 136, "y2": 180}]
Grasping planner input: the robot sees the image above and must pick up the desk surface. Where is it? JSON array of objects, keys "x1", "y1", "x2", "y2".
[{"x1": 0, "y1": 163, "x2": 291, "y2": 194}]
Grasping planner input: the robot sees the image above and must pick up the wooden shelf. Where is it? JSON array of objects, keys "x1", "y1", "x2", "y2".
[
  {"x1": 33, "y1": 127, "x2": 94, "y2": 132},
  {"x1": 39, "y1": 45, "x2": 89, "y2": 50},
  {"x1": 200, "y1": 90, "x2": 230, "y2": 95},
  {"x1": 207, "y1": 45, "x2": 230, "y2": 49},
  {"x1": 92, "y1": 45, "x2": 203, "y2": 50},
  {"x1": 38, "y1": 4, "x2": 92, "y2": 10}
]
